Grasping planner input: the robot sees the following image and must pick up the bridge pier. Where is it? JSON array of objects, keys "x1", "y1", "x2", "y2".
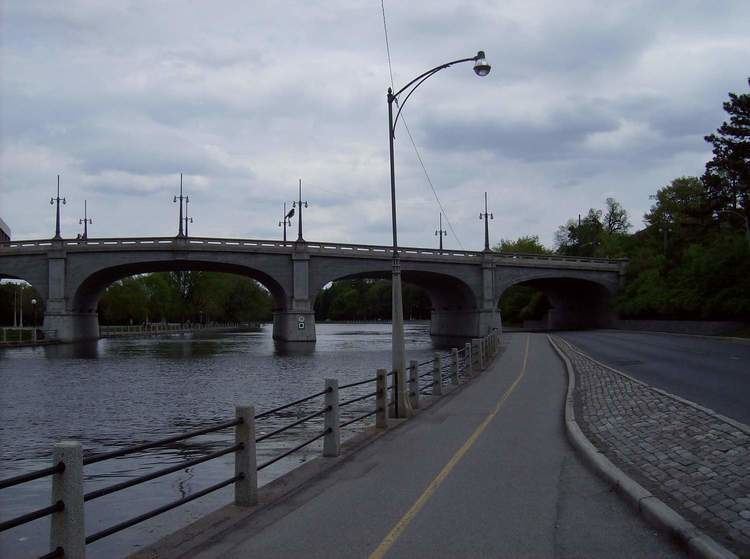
[
  {"x1": 43, "y1": 312, "x2": 99, "y2": 342},
  {"x1": 272, "y1": 310, "x2": 316, "y2": 343},
  {"x1": 430, "y1": 309, "x2": 501, "y2": 347}
]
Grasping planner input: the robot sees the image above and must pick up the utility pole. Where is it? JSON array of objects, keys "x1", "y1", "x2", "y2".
[
  {"x1": 184, "y1": 196, "x2": 193, "y2": 238},
  {"x1": 435, "y1": 212, "x2": 447, "y2": 251},
  {"x1": 13, "y1": 288, "x2": 17, "y2": 327},
  {"x1": 479, "y1": 191, "x2": 494, "y2": 252},
  {"x1": 174, "y1": 173, "x2": 188, "y2": 238},
  {"x1": 79, "y1": 200, "x2": 92, "y2": 239},
  {"x1": 294, "y1": 179, "x2": 308, "y2": 243},
  {"x1": 50, "y1": 175, "x2": 66, "y2": 240},
  {"x1": 279, "y1": 202, "x2": 294, "y2": 244}
]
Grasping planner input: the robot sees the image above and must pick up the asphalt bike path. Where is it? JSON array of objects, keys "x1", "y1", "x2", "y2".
[
  {"x1": 560, "y1": 330, "x2": 750, "y2": 425},
  {"x1": 185, "y1": 333, "x2": 685, "y2": 558}
]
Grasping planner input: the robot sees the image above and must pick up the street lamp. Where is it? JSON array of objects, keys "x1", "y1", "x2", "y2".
[
  {"x1": 279, "y1": 202, "x2": 295, "y2": 244},
  {"x1": 79, "y1": 200, "x2": 92, "y2": 240},
  {"x1": 184, "y1": 196, "x2": 194, "y2": 238},
  {"x1": 293, "y1": 179, "x2": 308, "y2": 243},
  {"x1": 50, "y1": 174, "x2": 66, "y2": 240},
  {"x1": 479, "y1": 192, "x2": 494, "y2": 252},
  {"x1": 173, "y1": 173, "x2": 188, "y2": 238},
  {"x1": 387, "y1": 50, "x2": 490, "y2": 417},
  {"x1": 435, "y1": 212, "x2": 447, "y2": 252},
  {"x1": 31, "y1": 298, "x2": 37, "y2": 329}
]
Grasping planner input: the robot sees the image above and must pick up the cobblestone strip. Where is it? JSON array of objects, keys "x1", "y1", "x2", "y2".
[{"x1": 554, "y1": 336, "x2": 750, "y2": 557}]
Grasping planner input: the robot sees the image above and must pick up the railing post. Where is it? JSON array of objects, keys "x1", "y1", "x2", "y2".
[
  {"x1": 50, "y1": 441, "x2": 84, "y2": 559},
  {"x1": 323, "y1": 379, "x2": 340, "y2": 457},
  {"x1": 464, "y1": 342, "x2": 472, "y2": 375},
  {"x1": 451, "y1": 348, "x2": 460, "y2": 385},
  {"x1": 376, "y1": 369, "x2": 388, "y2": 429},
  {"x1": 234, "y1": 405, "x2": 257, "y2": 506},
  {"x1": 473, "y1": 338, "x2": 484, "y2": 371},
  {"x1": 408, "y1": 360, "x2": 419, "y2": 409},
  {"x1": 432, "y1": 354, "x2": 443, "y2": 396}
]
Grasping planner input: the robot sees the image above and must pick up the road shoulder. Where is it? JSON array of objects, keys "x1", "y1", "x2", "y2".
[{"x1": 548, "y1": 334, "x2": 748, "y2": 559}]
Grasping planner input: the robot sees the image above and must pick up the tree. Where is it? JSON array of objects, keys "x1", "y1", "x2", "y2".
[
  {"x1": 644, "y1": 177, "x2": 713, "y2": 251},
  {"x1": 494, "y1": 235, "x2": 551, "y2": 254},
  {"x1": 703, "y1": 78, "x2": 750, "y2": 222},
  {"x1": 603, "y1": 198, "x2": 631, "y2": 234},
  {"x1": 555, "y1": 208, "x2": 604, "y2": 257}
]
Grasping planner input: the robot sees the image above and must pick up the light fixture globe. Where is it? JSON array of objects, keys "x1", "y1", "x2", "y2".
[{"x1": 473, "y1": 50, "x2": 491, "y2": 77}]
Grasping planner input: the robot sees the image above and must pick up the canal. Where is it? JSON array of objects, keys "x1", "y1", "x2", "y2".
[{"x1": 0, "y1": 322, "x2": 437, "y2": 558}]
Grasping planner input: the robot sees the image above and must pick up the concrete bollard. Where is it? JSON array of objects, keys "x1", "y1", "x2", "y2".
[
  {"x1": 234, "y1": 405, "x2": 257, "y2": 506},
  {"x1": 464, "y1": 342, "x2": 472, "y2": 376},
  {"x1": 50, "y1": 441, "x2": 85, "y2": 559},
  {"x1": 408, "y1": 359, "x2": 419, "y2": 410},
  {"x1": 323, "y1": 379, "x2": 340, "y2": 457},
  {"x1": 432, "y1": 354, "x2": 443, "y2": 396},
  {"x1": 376, "y1": 369, "x2": 388, "y2": 429},
  {"x1": 451, "y1": 348, "x2": 459, "y2": 385}
]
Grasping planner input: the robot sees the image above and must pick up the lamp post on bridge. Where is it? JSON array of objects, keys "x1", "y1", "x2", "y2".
[
  {"x1": 184, "y1": 197, "x2": 193, "y2": 238},
  {"x1": 79, "y1": 200, "x2": 92, "y2": 240},
  {"x1": 50, "y1": 175, "x2": 66, "y2": 240},
  {"x1": 294, "y1": 179, "x2": 308, "y2": 243},
  {"x1": 279, "y1": 202, "x2": 295, "y2": 244},
  {"x1": 387, "y1": 50, "x2": 491, "y2": 417},
  {"x1": 435, "y1": 212, "x2": 447, "y2": 252},
  {"x1": 480, "y1": 191, "x2": 494, "y2": 252},
  {"x1": 173, "y1": 174, "x2": 188, "y2": 238}
]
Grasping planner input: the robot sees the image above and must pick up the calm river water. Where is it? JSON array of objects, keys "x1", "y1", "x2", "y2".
[{"x1": 0, "y1": 322, "x2": 437, "y2": 558}]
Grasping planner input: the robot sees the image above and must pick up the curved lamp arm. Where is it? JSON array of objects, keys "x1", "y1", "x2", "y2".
[{"x1": 389, "y1": 52, "x2": 488, "y2": 134}]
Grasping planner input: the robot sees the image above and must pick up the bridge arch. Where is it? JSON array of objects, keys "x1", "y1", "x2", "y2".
[
  {"x1": 495, "y1": 271, "x2": 617, "y2": 330},
  {"x1": 72, "y1": 259, "x2": 287, "y2": 314}
]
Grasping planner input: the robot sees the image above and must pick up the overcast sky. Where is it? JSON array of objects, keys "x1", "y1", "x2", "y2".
[{"x1": 1, "y1": 1, "x2": 748, "y2": 249}]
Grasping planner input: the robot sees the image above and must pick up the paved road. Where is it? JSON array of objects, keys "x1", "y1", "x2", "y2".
[
  {"x1": 559, "y1": 330, "x2": 750, "y2": 425},
  {"x1": 175, "y1": 334, "x2": 685, "y2": 558}
]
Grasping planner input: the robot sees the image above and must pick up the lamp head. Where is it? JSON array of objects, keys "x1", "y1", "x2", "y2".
[{"x1": 473, "y1": 50, "x2": 491, "y2": 77}]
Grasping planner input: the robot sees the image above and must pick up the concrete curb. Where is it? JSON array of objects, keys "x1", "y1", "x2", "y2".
[
  {"x1": 602, "y1": 328, "x2": 750, "y2": 345},
  {"x1": 547, "y1": 334, "x2": 739, "y2": 559}
]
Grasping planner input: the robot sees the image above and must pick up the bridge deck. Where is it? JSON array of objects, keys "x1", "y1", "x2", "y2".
[{"x1": 137, "y1": 333, "x2": 683, "y2": 558}]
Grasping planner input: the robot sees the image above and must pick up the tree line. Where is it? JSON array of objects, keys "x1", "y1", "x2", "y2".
[{"x1": 500, "y1": 78, "x2": 750, "y2": 323}]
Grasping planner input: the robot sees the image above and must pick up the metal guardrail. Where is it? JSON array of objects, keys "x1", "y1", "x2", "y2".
[
  {"x1": 0, "y1": 329, "x2": 501, "y2": 558},
  {"x1": 0, "y1": 236, "x2": 625, "y2": 266},
  {"x1": 99, "y1": 322, "x2": 253, "y2": 337},
  {"x1": 0, "y1": 328, "x2": 56, "y2": 345}
]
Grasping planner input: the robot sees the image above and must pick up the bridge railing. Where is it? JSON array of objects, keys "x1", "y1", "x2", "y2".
[
  {"x1": 0, "y1": 329, "x2": 501, "y2": 558},
  {"x1": 0, "y1": 236, "x2": 625, "y2": 266},
  {"x1": 99, "y1": 322, "x2": 253, "y2": 337}
]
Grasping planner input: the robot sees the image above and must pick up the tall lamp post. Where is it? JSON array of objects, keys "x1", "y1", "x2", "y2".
[
  {"x1": 387, "y1": 50, "x2": 490, "y2": 416},
  {"x1": 294, "y1": 179, "x2": 308, "y2": 243},
  {"x1": 435, "y1": 212, "x2": 447, "y2": 252},
  {"x1": 50, "y1": 175, "x2": 66, "y2": 240},
  {"x1": 279, "y1": 202, "x2": 295, "y2": 244},
  {"x1": 174, "y1": 173, "x2": 188, "y2": 238},
  {"x1": 480, "y1": 191, "x2": 494, "y2": 252},
  {"x1": 79, "y1": 200, "x2": 92, "y2": 240},
  {"x1": 184, "y1": 197, "x2": 193, "y2": 238}
]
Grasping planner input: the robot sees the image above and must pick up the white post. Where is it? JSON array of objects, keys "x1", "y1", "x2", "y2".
[
  {"x1": 451, "y1": 348, "x2": 460, "y2": 385},
  {"x1": 234, "y1": 405, "x2": 257, "y2": 506},
  {"x1": 323, "y1": 379, "x2": 340, "y2": 457},
  {"x1": 408, "y1": 359, "x2": 419, "y2": 409},
  {"x1": 376, "y1": 369, "x2": 388, "y2": 429},
  {"x1": 432, "y1": 354, "x2": 443, "y2": 396},
  {"x1": 50, "y1": 441, "x2": 84, "y2": 559}
]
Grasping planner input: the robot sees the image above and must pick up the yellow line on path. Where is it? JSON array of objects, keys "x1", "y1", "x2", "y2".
[{"x1": 368, "y1": 334, "x2": 531, "y2": 559}]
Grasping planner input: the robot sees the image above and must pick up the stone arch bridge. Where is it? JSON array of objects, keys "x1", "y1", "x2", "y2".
[{"x1": 0, "y1": 237, "x2": 625, "y2": 343}]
